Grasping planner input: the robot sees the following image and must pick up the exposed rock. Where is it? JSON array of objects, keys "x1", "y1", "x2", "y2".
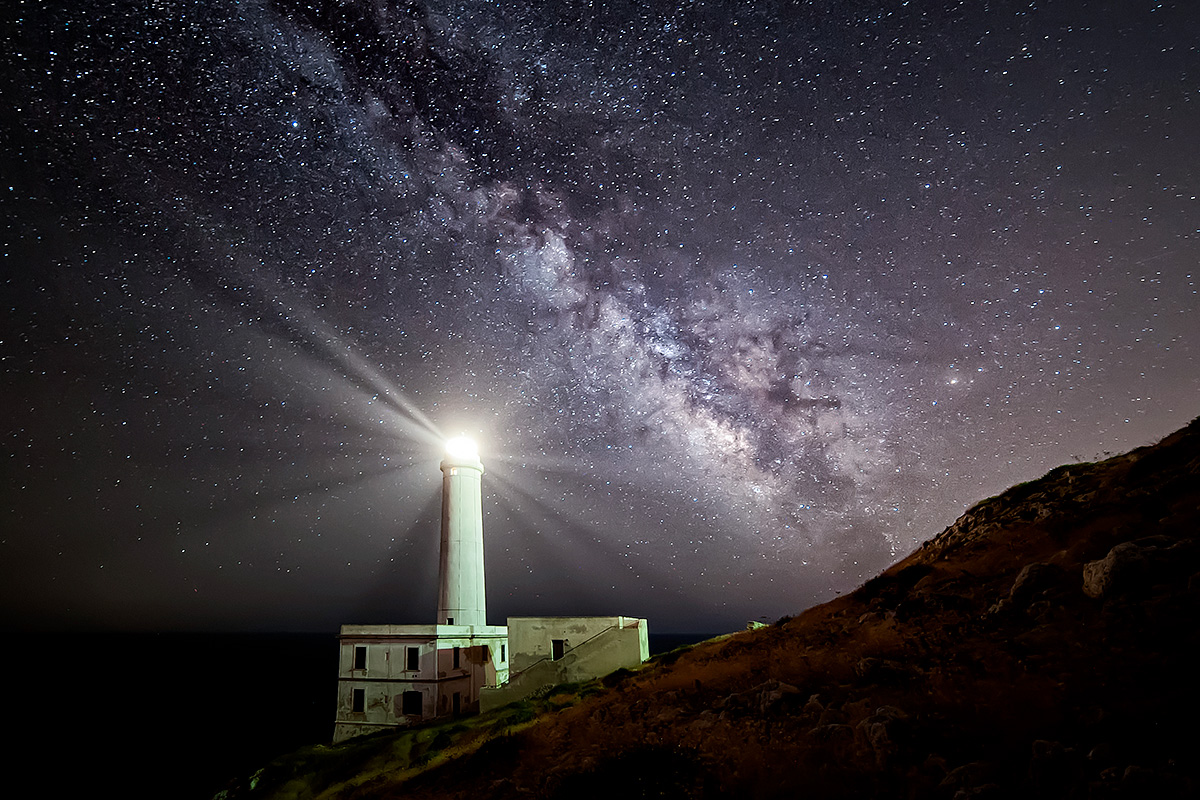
[
  {"x1": 1083, "y1": 542, "x2": 1150, "y2": 598},
  {"x1": 1028, "y1": 739, "x2": 1078, "y2": 793},
  {"x1": 688, "y1": 710, "x2": 718, "y2": 734},
  {"x1": 1115, "y1": 764, "x2": 1193, "y2": 796},
  {"x1": 855, "y1": 563, "x2": 935, "y2": 606},
  {"x1": 809, "y1": 723, "x2": 855, "y2": 748},
  {"x1": 856, "y1": 706, "x2": 909, "y2": 766},
  {"x1": 646, "y1": 706, "x2": 682, "y2": 726},
  {"x1": 952, "y1": 786, "x2": 1001, "y2": 799},
  {"x1": 854, "y1": 657, "x2": 909, "y2": 684},
  {"x1": 758, "y1": 680, "x2": 802, "y2": 713},
  {"x1": 1086, "y1": 742, "x2": 1116, "y2": 767},
  {"x1": 713, "y1": 679, "x2": 800, "y2": 715},
  {"x1": 939, "y1": 762, "x2": 998, "y2": 794},
  {"x1": 854, "y1": 657, "x2": 880, "y2": 678},
  {"x1": 817, "y1": 705, "x2": 847, "y2": 726},
  {"x1": 1009, "y1": 562, "x2": 1065, "y2": 606},
  {"x1": 950, "y1": 786, "x2": 998, "y2": 800}
]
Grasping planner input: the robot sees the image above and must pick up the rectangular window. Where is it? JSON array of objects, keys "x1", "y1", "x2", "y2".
[
  {"x1": 353, "y1": 645, "x2": 367, "y2": 671},
  {"x1": 453, "y1": 646, "x2": 460, "y2": 669},
  {"x1": 446, "y1": 617, "x2": 454, "y2": 625},
  {"x1": 480, "y1": 644, "x2": 490, "y2": 662},
  {"x1": 501, "y1": 643, "x2": 506, "y2": 663},
  {"x1": 352, "y1": 688, "x2": 365, "y2": 713},
  {"x1": 552, "y1": 639, "x2": 565, "y2": 661},
  {"x1": 406, "y1": 646, "x2": 419, "y2": 671},
  {"x1": 452, "y1": 692, "x2": 461, "y2": 715},
  {"x1": 402, "y1": 691, "x2": 422, "y2": 716}
]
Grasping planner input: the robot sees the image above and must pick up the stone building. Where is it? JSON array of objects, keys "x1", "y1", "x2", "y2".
[
  {"x1": 333, "y1": 437, "x2": 647, "y2": 742},
  {"x1": 481, "y1": 615, "x2": 648, "y2": 712},
  {"x1": 333, "y1": 623, "x2": 508, "y2": 741}
]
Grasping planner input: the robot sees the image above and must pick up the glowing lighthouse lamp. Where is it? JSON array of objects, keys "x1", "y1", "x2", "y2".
[{"x1": 437, "y1": 436, "x2": 487, "y2": 627}]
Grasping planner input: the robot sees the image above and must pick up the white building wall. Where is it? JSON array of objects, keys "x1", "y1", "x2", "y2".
[
  {"x1": 333, "y1": 625, "x2": 508, "y2": 742},
  {"x1": 480, "y1": 616, "x2": 649, "y2": 712},
  {"x1": 508, "y1": 616, "x2": 644, "y2": 672}
]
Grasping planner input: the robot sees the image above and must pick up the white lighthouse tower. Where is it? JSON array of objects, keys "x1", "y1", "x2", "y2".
[
  {"x1": 333, "y1": 436, "x2": 509, "y2": 741},
  {"x1": 437, "y1": 436, "x2": 487, "y2": 627}
]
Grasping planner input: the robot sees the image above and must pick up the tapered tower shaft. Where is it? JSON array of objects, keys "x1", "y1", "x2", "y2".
[{"x1": 437, "y1": 439, "x2": 486, "y2": 627}]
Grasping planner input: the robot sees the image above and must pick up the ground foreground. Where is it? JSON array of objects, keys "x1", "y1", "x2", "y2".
[{"x1": 222, "y1": 417, "x2": 1200, "y2": 799}]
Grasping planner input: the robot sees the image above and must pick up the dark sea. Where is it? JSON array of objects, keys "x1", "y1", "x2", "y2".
[{"x1": 5, "y1": 631, "x2": 714, "y2": 800}]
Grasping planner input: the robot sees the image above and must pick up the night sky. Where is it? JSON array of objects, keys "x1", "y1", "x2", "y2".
[{"x1": 2, "y1": 0, "x2": 1196, "y2": 633}]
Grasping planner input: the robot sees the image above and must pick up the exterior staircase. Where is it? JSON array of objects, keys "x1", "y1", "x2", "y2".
[{"x1": 480, "y1": 619, "x2": 646, "y2": 711}]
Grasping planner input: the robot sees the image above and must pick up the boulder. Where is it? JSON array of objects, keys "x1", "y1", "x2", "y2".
[
  {"x1": 1118, "y1": 764, "x2": 1191, "y2": 795},
  {"x1": 758, "y1": 680, "x2": 801, "y2": 713},
  {"x1": 1084, "y1": 534, "x2": 1199, "y2": 598},
  {"x1": 855, "y1": 657, "x2": 881, "y2": 679},
  {"x1": 953, "y1": 786, "x2": 1001, "y2": 799},
  {"x1": 854, "y1": 656, "x2": 908, "y2": 683},
  {"x1": 817, "y1": 705, "x2": 847, "y2": 725},
  {"x1": 1083, "y1": 542, "x2": 1149, "y2": 598},
  {"x1": 856, "y1": 706, "x2": 909, "y2": 766},
  {"x1": 1028, "y1": 739, "x2": 1078, "y2": 793},
  {"x1": 1008, "y1": 562, "x2": 1064, "y2": 606},
  {"x1": 810, "y1": 723, "x2": 855, "y2": 747},
  {"x1": 714, "y1": 679, "x2": 801, "y2": 714},
  {"x1": 939, "y1": 762, "x2": 997, "y2": 793}
]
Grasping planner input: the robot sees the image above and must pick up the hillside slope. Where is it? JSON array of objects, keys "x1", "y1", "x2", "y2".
[{"x1": 234, "y1": 418, "x2": 1200, "y2": 799}]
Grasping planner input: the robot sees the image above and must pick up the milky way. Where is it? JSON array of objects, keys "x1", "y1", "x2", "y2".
[{"x1": 2, "y1": 0, "x2": 1196, "y2": 632}]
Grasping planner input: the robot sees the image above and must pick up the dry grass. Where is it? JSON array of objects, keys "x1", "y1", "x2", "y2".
[{"x1": 222, "y1": 418, "x2": 1200, "y2": 800}]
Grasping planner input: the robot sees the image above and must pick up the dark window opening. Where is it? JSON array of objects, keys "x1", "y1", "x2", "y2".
[
  {"x1": 481, "y1": 644, "x2": 490, "y2": 662},
  {"x1": 446, "y1": 617, "x2": 454, "y2": 625},
  {"x1": 552, "y1": 639, "x2": 565, "y2": 661},
  {"x1": 353, "y1": 645, "x2": 367, "y2": 671},
  {"x1": 402, "y1": 691, "x2": 422, "y2": 716},
  {"x1": 501, "y1": 643, "x2": 506, "y2": 662},
  {"x1": 406, "y1": 646, "x2": 419, "y2": 671},
  {"x1": 351, "y1": 688, "x2": 365, "y2": 713},
  {"x1": 453, "y1": 646, "x2": 460, "y2": 669},
  {"x1": 452, "y1": 692, "x2": 461, "y2": 715}
]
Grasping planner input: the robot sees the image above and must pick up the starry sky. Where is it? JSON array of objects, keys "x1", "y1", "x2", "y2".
[{"x1": 2, "y1": 0, "x2": 1196, "y2": 633}]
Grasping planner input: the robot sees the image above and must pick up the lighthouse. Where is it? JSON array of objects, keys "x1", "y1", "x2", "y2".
[
  {"x1": 437, "y1": 436, "x2": 487, "y2": 627},
  {"x1": 333, "y1": 435, "x2": 509, "y2": 741},
  {"x1": 333, "y1": 435, "x2": 648, "y2": 741}
]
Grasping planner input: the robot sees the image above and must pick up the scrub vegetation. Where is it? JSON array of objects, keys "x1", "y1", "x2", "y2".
[
  {"x1": 220, "y1": 417, "x2": 1200, "y2": 799},
  {"x1": 214, "y1": 682, "x2": 619, "y2": 799}
]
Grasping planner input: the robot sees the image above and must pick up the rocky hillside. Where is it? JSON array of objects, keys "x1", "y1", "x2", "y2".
[{"x1": 234, "y1": 417, "x2": 1200, "y2": 799}]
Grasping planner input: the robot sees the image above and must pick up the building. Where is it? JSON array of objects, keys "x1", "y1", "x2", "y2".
[
  {"x1": 333, "y1": 623, "x2": 508, "y2": 740},
  {"x1": 480, "y1": 615, "x2": 648, "y2": 712},
  {"x1": 334, "y1": 437, "x2": 508, "y2": 742},
  {"x1": 334, "y1": 437, "x2": 647, "y2": 741}
]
